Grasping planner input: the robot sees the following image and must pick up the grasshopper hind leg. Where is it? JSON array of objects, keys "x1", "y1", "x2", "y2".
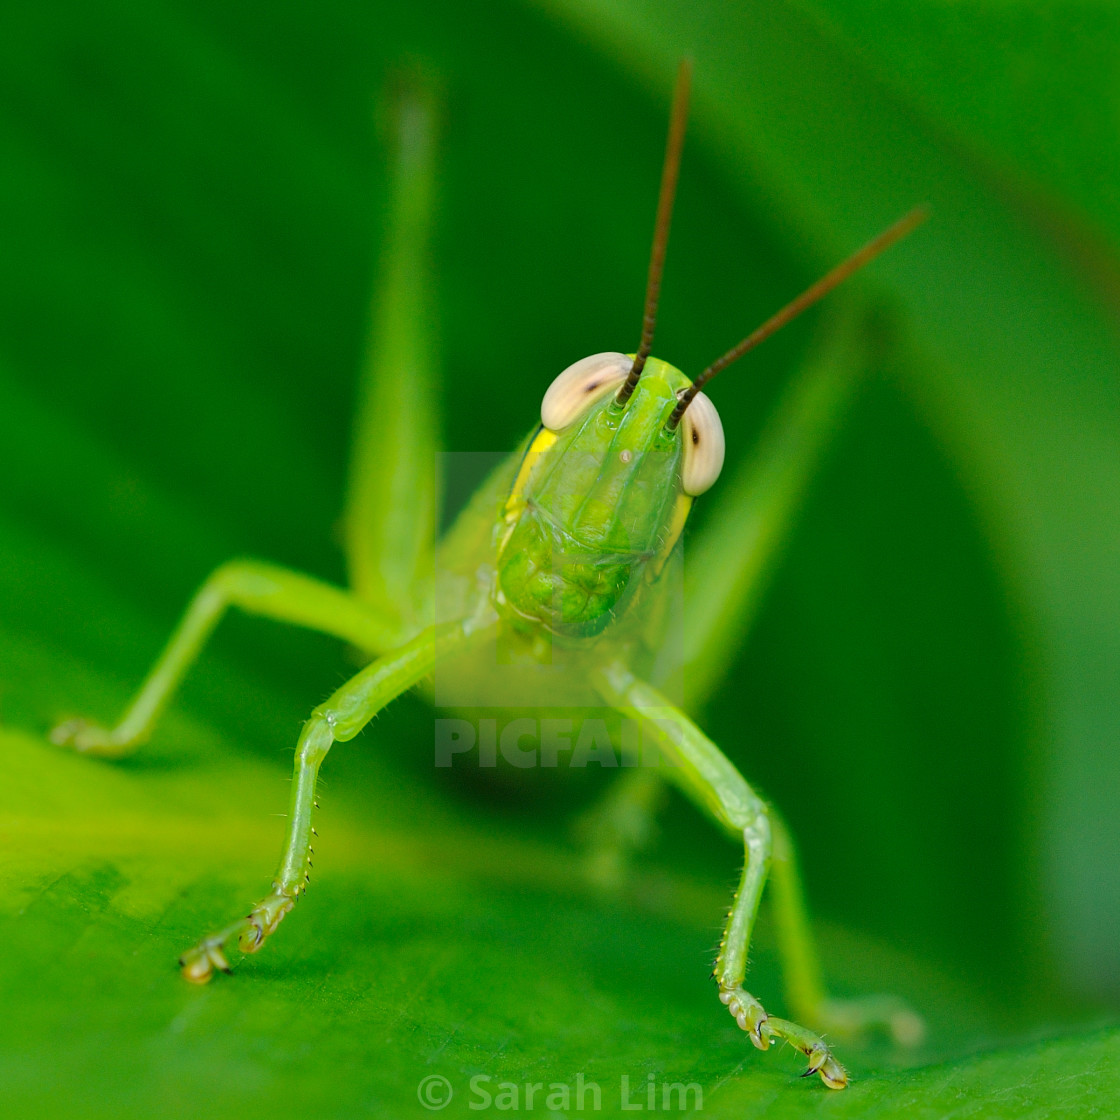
[
  {"x1": 573, "y1": 767, "x2": 668, "y2": 891},
  {"x1": 768, "y1": 811, "x2": 925, "y2": 1047}
]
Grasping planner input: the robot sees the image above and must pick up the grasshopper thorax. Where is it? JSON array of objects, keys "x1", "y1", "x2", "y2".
[{"x1": 492, "y1": 353, "x2": 722, "y2": 640}]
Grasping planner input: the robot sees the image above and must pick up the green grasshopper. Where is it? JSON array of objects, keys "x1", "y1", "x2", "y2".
[{"x1": 48, "y1": 63, "x2": 925, "y2": 1088}]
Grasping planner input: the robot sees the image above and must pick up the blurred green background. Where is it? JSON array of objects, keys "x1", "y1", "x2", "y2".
[{"x1": 2, "y1": 1, "x2": 1119, "y2": 1117}]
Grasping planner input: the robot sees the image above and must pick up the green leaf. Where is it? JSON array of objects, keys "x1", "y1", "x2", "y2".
[
  {"x1": 1, "y1": 0, "x2": 1117, "y2": 1115},
  {"x1": 1, "y1": 711, "x2": 1114, "y2": 1118}
]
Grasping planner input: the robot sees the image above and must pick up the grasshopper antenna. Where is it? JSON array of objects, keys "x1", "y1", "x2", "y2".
[
  {"x1": 616, "y1": 58, "x2": 692, "y2": 407},
  {"x1": 668, "y1": 205, "x2": 930, "y2": 428}
]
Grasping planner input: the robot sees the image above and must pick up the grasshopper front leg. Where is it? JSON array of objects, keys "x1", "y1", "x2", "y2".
[
  {"x1": 50, "y1": 559, "x2": 400, "y2": 758},
  {"x1": 594, "y1": 659, "x2": 849, "y2": 1089},
  {"x1": 179, "y1": 619, "x2": 480, "y2": 982}
]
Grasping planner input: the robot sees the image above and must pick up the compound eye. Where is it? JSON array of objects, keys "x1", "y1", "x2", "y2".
[
  {"x1": 680, "y1": 390, "x2": 725, "y2": 495},
  {"x1": 541, "y1": 352, "x2": 631, "y2": 431}
]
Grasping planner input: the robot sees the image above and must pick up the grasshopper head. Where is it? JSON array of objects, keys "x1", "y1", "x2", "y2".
[
  {"x1": 489, "y1": 58, "x2": 923, "y2": 644},
  {"x1": 493, "y1": 352, "x2": 724, "y2": 640}
]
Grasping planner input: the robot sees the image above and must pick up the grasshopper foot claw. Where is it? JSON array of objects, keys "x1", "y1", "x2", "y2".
[
  {"x1": 802, "y1": 1049, "x2": 849, "y2": 1090},
  {"x1": 765, "y1": 1015, "x2": 849, "y2": 1090},
  {"x1": 178, "y1": 891, "x2": 294, "y2": 982},
  {"x1": 818, "y1": 995, "x2": 925, "y2": 1047},
  {"x1": 49, "y1": 718, "x2": 129, "y2": 758},
  {"x1": 720, "y1": 988, "x2": 849, "y2": 1090},
  {"x1": 178, "y1": 941, "x2": 230, "y2": 984}
]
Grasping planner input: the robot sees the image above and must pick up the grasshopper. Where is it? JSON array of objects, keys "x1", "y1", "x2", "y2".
[{"x1": 49, "y1": 63, "x2": 925, "y2": 1088}]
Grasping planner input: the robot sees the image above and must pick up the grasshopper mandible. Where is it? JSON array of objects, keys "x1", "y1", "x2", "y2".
[{"x1": 49, "y1": 62, "x2": 925, "y2": 1088}]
